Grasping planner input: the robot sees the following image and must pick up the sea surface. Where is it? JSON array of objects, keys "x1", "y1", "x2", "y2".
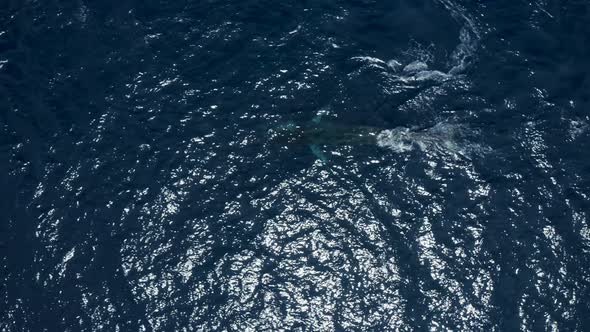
[{"x1": 2, "y1": 1, "x2": 590, "y2": 331}]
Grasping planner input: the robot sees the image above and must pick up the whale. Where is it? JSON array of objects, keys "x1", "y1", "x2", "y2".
[
  {"x1": 267, "y1": 115, "x2": 385, "y2": 162},
  {"x1": 267, "y1": 115, "x2": 469, "y2": 162}
]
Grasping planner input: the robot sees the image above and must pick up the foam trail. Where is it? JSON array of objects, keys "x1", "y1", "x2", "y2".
[
  {"x1": 376, "y1": 123, "x2": 467, "y2": 155},
  {"x1": 352, "y1": 0, "x2": 481, "y2": 81},
  {"x1": 436, "y1": 0, "x2": 481, "y2": 74}
]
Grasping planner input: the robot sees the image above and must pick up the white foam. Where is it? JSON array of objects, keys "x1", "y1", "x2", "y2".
[
  {"x1": 403, "y1": 61, "x2": 429, "y2": 73},
  {"x1": 413, "y1": 70, "x2": 452, "y2": 82},
  {"x1": 351, "y1": 56, "x2": 388, "y2": 68},
  {"x1": 387, "y1": 60, "x2": 402, "y2": 71},
  {"x1": 376, "y1": 123, "x2": 469, "y2": 155},
  {"x1": 385, "y1": 60, "x2": 453, "y2": 83}
]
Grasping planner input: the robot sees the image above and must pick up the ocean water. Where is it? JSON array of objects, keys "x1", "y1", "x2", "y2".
[{"x1": 2, "y1": 0, "x2": 590, "y2": 331}]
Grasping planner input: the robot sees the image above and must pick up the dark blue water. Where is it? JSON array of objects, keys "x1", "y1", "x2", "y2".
[{"x1": 2, "y1": 1, "x2": 590, "y2": 331}]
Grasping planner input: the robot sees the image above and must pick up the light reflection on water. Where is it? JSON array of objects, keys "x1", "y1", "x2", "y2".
[{"x1": 2, "y1": 0, "x2": 589, "y2": 331}]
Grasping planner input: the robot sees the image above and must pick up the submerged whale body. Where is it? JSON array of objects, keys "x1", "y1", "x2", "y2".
[
  {"x1": 268, "y1": 118, "x2": 469, "y2": 162},
  {"x1": 269, "y1": 121, "x2": 381, "y2": 146}
]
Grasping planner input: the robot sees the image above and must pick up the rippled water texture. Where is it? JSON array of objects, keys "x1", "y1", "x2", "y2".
[{"x1": 2, "y1": 0, "x2": 590, "y2": 331}]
